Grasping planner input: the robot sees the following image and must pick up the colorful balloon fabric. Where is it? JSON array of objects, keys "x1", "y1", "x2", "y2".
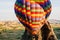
[{"x1": 14, "y1": 0, "x2": 51, "y2": 34}]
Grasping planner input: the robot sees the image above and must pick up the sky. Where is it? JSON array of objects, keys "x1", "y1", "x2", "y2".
[{"x1": 0, "y1": 0, "x2": 60, "y2": 21}]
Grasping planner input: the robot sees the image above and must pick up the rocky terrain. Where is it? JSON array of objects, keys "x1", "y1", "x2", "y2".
[
  {"x1": 0, "y1": 20, "x2": 60, "y2": 40},
  {"x1": 0, "y1": 19, "x2": 60, "y2": 30},
  {"x1": 0, "y1": 21, "x2": 25, "y2": 30}
]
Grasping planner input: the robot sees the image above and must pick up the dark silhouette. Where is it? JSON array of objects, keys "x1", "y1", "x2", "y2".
[{"x1": 21, "y1": 21, "x2": 58, "y2": 40}]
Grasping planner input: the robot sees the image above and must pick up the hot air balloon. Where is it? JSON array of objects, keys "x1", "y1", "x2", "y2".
[{"x1": 14, "y1": 0, "x2": 51, "y2": 35}]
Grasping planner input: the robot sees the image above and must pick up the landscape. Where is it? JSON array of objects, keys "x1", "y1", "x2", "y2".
[{"x1": 0, "y1": 19, "x2": 60, "y2": 40}]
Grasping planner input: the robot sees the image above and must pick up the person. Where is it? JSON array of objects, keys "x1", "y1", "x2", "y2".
[{"x1": 14, "y1": 0, "x2": 58, "y2": 40}]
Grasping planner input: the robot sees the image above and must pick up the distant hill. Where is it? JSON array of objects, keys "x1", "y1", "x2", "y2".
[
  {"x1": 48, "y1": 19, "x2": 60, "y2": 28},
  {"x1": 48, "y1": 19, "x2": 60, "y2": 24},
  {"x1": 0, "y1": 19, "x2": 60, "y2": 28}
]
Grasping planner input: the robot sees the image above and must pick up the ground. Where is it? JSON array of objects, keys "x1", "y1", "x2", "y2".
[{"x1": 0, "y1": 21, "x2": 60, "y2": 40}]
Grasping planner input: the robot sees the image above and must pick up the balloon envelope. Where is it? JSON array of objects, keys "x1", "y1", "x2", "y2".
[{"x1": 14, "y1": 0, "x2": 51, "y2": 34}]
